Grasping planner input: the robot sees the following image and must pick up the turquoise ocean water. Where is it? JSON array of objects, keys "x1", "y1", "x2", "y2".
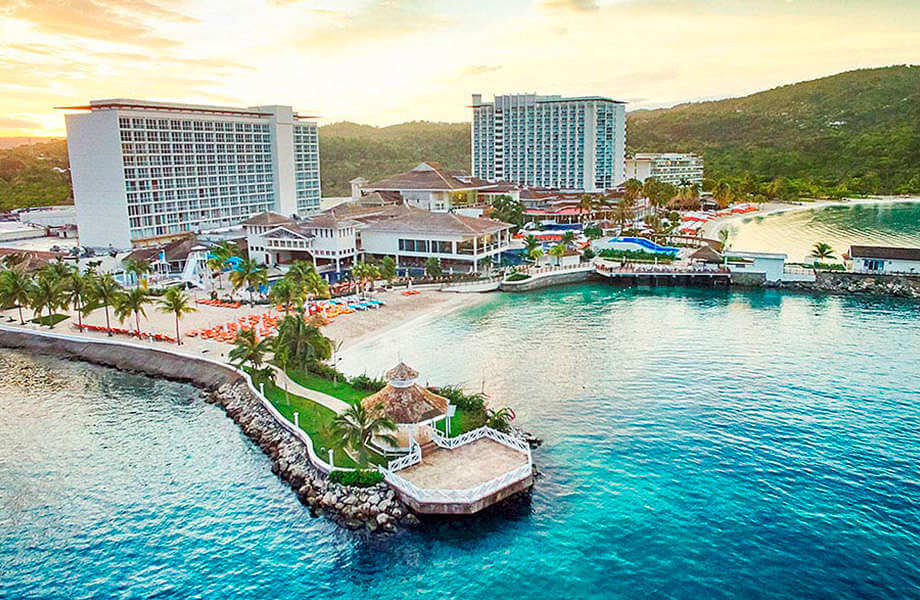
[
  {"x1": 725, "y1": 199, "x2": 920, "y2": 261},
  {"x1": 2, "y1": 285, "x2": 920, "y2": 599}
]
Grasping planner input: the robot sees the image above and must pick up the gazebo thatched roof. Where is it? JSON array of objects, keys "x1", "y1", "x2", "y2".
[
  {"x1": 385, "y1": 362, "x2": 418, "y2": 382},
  {"x1": 689, "y1": 245, "x2": 723, "y2": 264},
  {"x1": 361, "y1": 384, "x2": 449, "y2": 424}
]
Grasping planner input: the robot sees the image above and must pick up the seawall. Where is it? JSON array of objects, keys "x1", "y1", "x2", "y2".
[
  {"x1": 0, "y1": 326, "x2": 416, "y2": 532},
  {"x1": 770, "y1": 271, "x2": 920, "y2": 299},
  {"x1": 501, "y1": 268, "x2": 596, "y2": 292}
]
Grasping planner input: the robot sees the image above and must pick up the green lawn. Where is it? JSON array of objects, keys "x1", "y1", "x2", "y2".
[
  {"x1": 30, "y1": 313, "x2": 69, "y2": 327},
  {"x1": 435, "y1": 406, "x2": 485, "y2": 437},
  {"x1": 260, "y1": 377, "x2": 385, "y2": 468},
  {"x1": 285, "y1": 369, "x2": 371, "y2": 406}
]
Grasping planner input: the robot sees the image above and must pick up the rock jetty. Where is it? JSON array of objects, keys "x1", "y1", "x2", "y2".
[{"x1": 206, "y1": 380, "x2": 417, "y2": 532}]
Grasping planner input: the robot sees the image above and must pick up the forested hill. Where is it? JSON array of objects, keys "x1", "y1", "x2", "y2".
[
  {"x1": 627, "y1": 65, "x2": 920, "y2": 196},
  {"x1": 318, "y1": 121, "x2": 470, "y2": 195},
  {"x1": 3, "y1": 66, "x2": 919, "y2": 209}
]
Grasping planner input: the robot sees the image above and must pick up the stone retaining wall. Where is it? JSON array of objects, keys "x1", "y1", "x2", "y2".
[
  {"x1": 770, "y1": 271, "x2": 920, "y2": 299},
  {"x1": 500, "y1": 269, "x2": 596, "y2": 292}
]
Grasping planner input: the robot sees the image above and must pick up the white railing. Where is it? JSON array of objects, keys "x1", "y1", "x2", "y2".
[
  {"x1": 381, "y1": 426, "x2": 533, "y2": 505},
  {"x1": 0, "y1": 324, "x2": 352, "y2": 475}
]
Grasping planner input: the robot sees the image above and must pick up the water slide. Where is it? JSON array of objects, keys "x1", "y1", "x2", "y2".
[{"x1": 599, "y1": 237, "x2": 680, "y2": 255}]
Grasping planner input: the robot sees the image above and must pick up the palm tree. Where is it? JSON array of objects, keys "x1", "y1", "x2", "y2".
[
  {"x1": 578, "y1": 194, "x2": 594, "y2": 223},
  {"x1": 29, "y1": 272, "x2": 66, "y2": 328},
  {"x1": 351, "y1": 261, "x2": 380, "y2": 296},
  {"x1": 270, "y1": 336, "x2": 292, "y2": 406},
  {"x1": 230, "y1": 258, "x2": 266, "y2": 306},
  {"x1": 0, "y1": 268, "x2": 33, "y2": 325},
  {"x1": 63, "y1": 269, "x2": 92, "y2": 330},
  {"x1": 113, "y1": 287, "x2": 149, "y2": 334},
  {"x1": 486, "y1": 407, "x2": 515, "y2": 433},
  {"x1": 548, "y1": 243, "x2": 567, "y2": 265},
  {"x1": 207, "y1": 241, "x2": 238, "y2": 290},
  {"x1": 713, "y1": 181, "x2": 735, "y2": 209},
  {"x1": 718, "y1": 228, "x2": 732, "y2": 252},
  {"x1": 523, "y1": 235, "x2": 540, "y2": 256},
  {"x1": 92, "y1": 273, "x2": 122, "y2": 336},
  {"x1": 122, "y1": 258, "x2": 151, "y2": 286},
  {"x1": 229, "y1": 328, "x2": 270, "y2": 370},
  {"x1": 560, "y1": 230, "x2": 576, "y2": 247},
  {"x1": 623, "y1": 178, "x2": 644, "y2": 204},
  {"x1": 331, "y1": 404, "x2": 397, "y2": 468},
  {"x1": 275, "y1": 313, "x2": 332, "y2": 370},
  {"x1": 269, "y1": 278, "x2": 300, "y2": 315},
  {"x1": 614, "y1": 198, "x2": 635, "y2": 233},
  {"x1": 528, "y1": 247, "x2": 544, "y2": 262},
  {"x1": 157, "y1": 286, "x2": 196, "y2": 345},
  {"x1": 811, "y1": 242, "x2": 835, "y2": 261}
]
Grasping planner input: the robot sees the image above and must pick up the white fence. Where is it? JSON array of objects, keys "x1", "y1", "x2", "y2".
[
  {"x1": 0, "y1": 325, "x2": 351, "y2": 475},
  {"x1": 380, "y1": 426, "x2": 533, "y2": 506}
]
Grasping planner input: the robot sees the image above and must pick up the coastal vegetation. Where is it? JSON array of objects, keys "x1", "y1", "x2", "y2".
[{"x1": 597, "y1": 248, "x2": 675, "y2": 263}]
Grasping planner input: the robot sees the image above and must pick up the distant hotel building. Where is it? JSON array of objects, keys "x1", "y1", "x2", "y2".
[
  {"x1": 625, "y1": 153, "x2": 704, "y2": 187},
  {"x1": 63, "y1": 99, "x2": 321, "y2": 249},
  {"x1": 470, "y1": 93, "x2": 626, "y2": 192}
]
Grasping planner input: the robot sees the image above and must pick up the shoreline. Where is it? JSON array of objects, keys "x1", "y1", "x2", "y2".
[{"x1": 700, "y1": 195, "x2": 920, "y2": 238}]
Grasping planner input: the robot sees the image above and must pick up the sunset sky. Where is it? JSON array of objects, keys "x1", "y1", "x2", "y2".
[{"x1": 1, "y1": 0, "x2": 917, "y2": 136}]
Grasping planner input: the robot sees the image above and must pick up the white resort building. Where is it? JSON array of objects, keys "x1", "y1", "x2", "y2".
[
  {"x1": 243, "y1": 201, "x2": 513, "y2": 278},
  {"x1": 625, "y1": 153, "x2": 704, "y2": 187},
  {"x1": 62, "y1": 99, "x2": 321, "y2": 250},
  {"x1": 849, "y1": 245, "x2": 920, "y2": 274},
  {"x1": 470, "y1": 93, "x2": 626, "y2": 192}
]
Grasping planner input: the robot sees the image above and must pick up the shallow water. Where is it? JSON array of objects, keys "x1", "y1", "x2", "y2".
[
  {"x1": 3, "y1": 285, "x2": 920, "y2": 599},
  {"x1": 724, "y1": 199, "x2": 920, "y2": 261}
]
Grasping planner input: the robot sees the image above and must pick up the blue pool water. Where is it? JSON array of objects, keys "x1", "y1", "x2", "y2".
[{"x1": 3, "y1": 285, "x2": 920, "y2": 599}]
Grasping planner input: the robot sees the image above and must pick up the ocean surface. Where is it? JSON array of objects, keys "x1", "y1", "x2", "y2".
[
  {"x1": 3, "y1": 285, "x2": 920, "y2": 599},
  {"x1": 724, "y1": 198, "x2": 920, "y2": 262}
]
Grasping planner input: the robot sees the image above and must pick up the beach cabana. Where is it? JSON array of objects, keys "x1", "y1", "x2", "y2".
[
  {"x1": 688, "y1": 245, "x2": 723, "y2": 264},
  {"x1": 361, "y1": 362, "x2": 449, "y2": 451}
]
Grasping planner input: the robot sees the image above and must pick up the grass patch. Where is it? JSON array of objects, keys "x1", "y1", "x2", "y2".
[
  {"x1": 286, "y1": 369, "x2": 371, "y2": 406},
  {"x1": 435, "y1": 406, "x2": 485, "y2": 436},
  {"x1": 29, "y1": 313, "x2": 69, "y2": 327},
  {"x1": 329, "y1": 470, "x2": 384, "y2": 487},
  {"x1": 505, "y1": 272, "x2": 531, "y2": 282},
  {"x1": 259, "y1": 377, "x2": 385, "y2": 468}
]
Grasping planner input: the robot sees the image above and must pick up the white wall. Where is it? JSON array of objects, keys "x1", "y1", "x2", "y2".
[
  {"x1": 66, "y1": 111, "x2": 132, "y2": 249},
  {"x1": 853, "y1": 257, "x2": 920, "y2": 274},
  {"x1": 257, "y1": 105, "x2": 297, "y2": 217}
]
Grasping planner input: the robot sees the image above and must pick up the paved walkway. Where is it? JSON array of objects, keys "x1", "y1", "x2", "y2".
[{"x1": 268, "y1": 365, "x2": 351, "y2": 414}]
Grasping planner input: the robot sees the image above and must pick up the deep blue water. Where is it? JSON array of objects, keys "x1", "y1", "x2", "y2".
[{"x1": 3, "y1": 285, "x2": 920, "y2": 599}]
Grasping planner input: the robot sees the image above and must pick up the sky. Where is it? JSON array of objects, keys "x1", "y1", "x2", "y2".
[{"x1": 0, "y1": 0, "x2": 917, "y2": 136}]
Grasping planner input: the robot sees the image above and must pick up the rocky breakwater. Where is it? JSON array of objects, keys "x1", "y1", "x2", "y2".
[
  {"x1": 206, "y1": 380, "x2": 418, "y2": 533},
  {"x1": 774, "y1": 271, "x2": 920, "y2": 299}
]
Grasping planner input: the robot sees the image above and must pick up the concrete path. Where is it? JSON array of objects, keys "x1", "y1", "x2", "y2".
[{"x1": 268, "y1": 365, "x2": 351, "y2": 414}]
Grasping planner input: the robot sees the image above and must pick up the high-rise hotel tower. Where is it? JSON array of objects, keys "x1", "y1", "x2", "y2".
[
  {"x1": 63, "y1": 100, "x2": 321, "y2": 249},
  {"x1": 470, "y1": 94, "x2": 625, "y2": 192}
]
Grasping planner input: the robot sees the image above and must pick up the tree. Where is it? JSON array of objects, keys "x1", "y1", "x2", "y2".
[
  {"x1": 230, "y1": 258, "x2": 266, "y2": 306},
  {"x1": 113, "y1": 287, "x2": 148, "y2": 333},
  {"x1": 331, "y1": 403, "x2": 397, "y2": 468},
  {"x1": 63, "y1": 269, "x2": 92, "y2": 330},
  {"x1": 0, "y1": 268, "x2": 32, "y2": 325},
  {"x1": 713, "y1": 181, "x2": 735, "y2": 209},
  {"x1": 286, "y1": 260, "x2": 328, "y2": 302},
  {"x1": 811, "y1": 242, "x2": 835, "y2": 260},
  {"x1": 523, "y1": 235, "x2": 540, "y2": 256},
  {"x1": 489, "y1": 194, "x2": 524, "y2": 231},
  {"x1": 583, "y1": 225, "x2": 603, "y2": 240},
  {"x1": 207, "y1": 241, "x2": 239, "y2": 290},
  {"x1": 624, "y1": 178, "x2": 644, "y2": 204},
  {"x1": 156, "y1": 286, "x2": 196, "y2": 344},
  {"x1": 424, "y1": 256, "x2": 443, "y2": 278},
  {"x1": 269, "y1": 278, "x2": 300, "y2": 315},
  {"x1": 578, "y1": 194, "x2": 594, "y2": 223},
  {"x1": 548, "y1": 244, "x2": 567, "y2": 265},
  {"x1": 614, "y1": 198, "x2": 635, "y2": 232},
  {"x1": 718, "y1": 228, "x2": 732, "y2": 253},
  {"x1": 275, "y1": 313, "x2": 332, "y2": 370},
  {"x1": 229, "y1": 328, "x2": 270, "y2": 370},
  {"x1": 528, "y1": 247, "x2": 544, "y2": 262},
  {"x1": 486, "y1": 407, "x2": 515, "y2": 433},
  {"x1": 351, "y1": 261, "x2": 380, "y2": 295},
  {"x1": 122, "y1": 258, "x2": 151, "y2": 285},
  {"x1": 270, "y1": 337, "x2": 292, "y2": 406},
  {"x1": 92, "y1": 274, "x2": 121, "y2": 336},
  {"x1": 560, "y1": 231, "x2": 576, "y2": 247},
  {"x1": 379, "y1": 256, "x2": 397, "y2": 282},
  {"x1": 29, "y1": 271, "x2": 66, "y2": 327}
]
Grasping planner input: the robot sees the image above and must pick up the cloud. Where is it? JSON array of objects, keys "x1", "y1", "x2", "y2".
[
  {"x1": 1, "y1": 0, "x2": 196, "y2": 47},
  {"x1": 541, "y1": 0, "x2": 599, "y2": 12},
  {"x1": 0, "y1": 117, "x2": 41, "y2": 130},
  {"x1": 459, "y1": 64, "x2": 503, "y2": 77}
]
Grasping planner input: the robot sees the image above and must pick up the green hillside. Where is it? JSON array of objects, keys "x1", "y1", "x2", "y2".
[
  {"x1": 3, "y1": 66, "x2": 918, "y2": 210},
  {"x1": 627, "y1": 65, "x2": 920, "y2": 197},
  {"x1": 318, "y1": 120, "x2": 470, "y2": 195}
]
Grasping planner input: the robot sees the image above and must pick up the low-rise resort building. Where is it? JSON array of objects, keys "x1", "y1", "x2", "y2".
[{"x1": 848, "y1": 245, "x2": 920, "y2": 275}]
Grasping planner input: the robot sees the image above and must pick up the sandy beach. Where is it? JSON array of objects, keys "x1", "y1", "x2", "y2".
[
  {"x1": 0, "y1": 287, "x2": 493, "y2": 363},
  {"x1": 700, "y1": 196, "x2": 920, "y2": 238}
]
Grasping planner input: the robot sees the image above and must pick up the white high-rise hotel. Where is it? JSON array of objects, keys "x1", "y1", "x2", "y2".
[
  {"x1": 64, "y1": 100, "x2": 321, "y2": 249},
  {"x1": 470, "y1": 94, "x2": 626, "y2": 192}
]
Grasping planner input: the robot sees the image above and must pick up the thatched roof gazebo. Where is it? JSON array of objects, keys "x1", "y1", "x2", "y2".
[
  {"x1": 361, "y1": 362, "x2": 449, "y2": 426},
  {"x1": 688, "y1": 245, "x2": 723, "y2": 264}
]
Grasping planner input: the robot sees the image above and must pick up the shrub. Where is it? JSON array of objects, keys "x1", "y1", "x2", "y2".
[
  {"x1": 307, "y1": 360, "x2": 346, "y2": 381},
  {"x1": 505, "y1": 272, "x2": 531, "y2": 282},
  {"x1": 436, "y1": 385, "x2": 486, "y2": 411},
  {"x1": 329, "y1": 469, "x2": 383, "y2": 487},
  {"x1": 814, "y1": 262, "x2": 845, "y2": 271},
  {"x1": 597, "y1": 248, "x2": 674, "y2": 263},
  {"x1": 350, "y1": 373, "x2": 387, "y2": 392},
  {"x1": 582, "y1": 247, "x2": 596, "y2": 261}
]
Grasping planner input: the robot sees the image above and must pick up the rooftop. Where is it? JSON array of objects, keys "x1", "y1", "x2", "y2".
[
  {"x1": 365, "y1": 162, "x2": 492, "y2": 191},
  {"x1": 849, "y1": 245, "x2": 920, "y2": 261}
]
